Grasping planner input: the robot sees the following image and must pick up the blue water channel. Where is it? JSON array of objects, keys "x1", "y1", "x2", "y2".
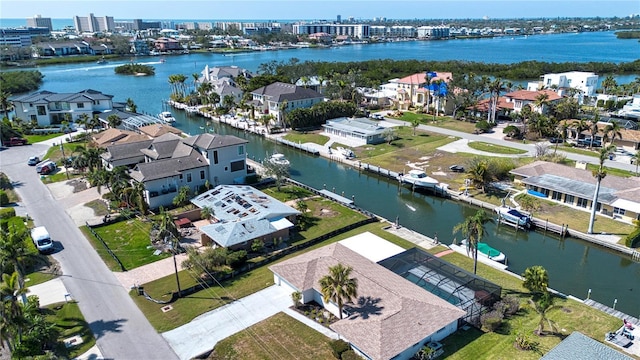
[{"x1": 6, "y1": 31, "x2": 640, "y2": 316}]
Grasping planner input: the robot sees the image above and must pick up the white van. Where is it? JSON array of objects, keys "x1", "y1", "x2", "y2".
[{"x1": 31, "y1": 226, "x2": 54, "y2": 253}]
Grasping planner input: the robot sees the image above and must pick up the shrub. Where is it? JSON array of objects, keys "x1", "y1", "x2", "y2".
[
  {"x1": 480, "y1": 310, "x2": 504, "y2": 332},
  {"x1": 341, "y1": 350, "x2": 360, "y2": 360},
  {"x1": 329, "y1": 339, "x2": 350, "y2": 359},
  {"x1": 624, "y1": 227, "x2": 640, "y2": 248},
  {"x1": 514, "y1": 331, "x2": 539, "y2": 351},
  {"x1": 475, "y1": 120, "x2": 492, "y2": 132},
  {"x1": 226, "y1": 250, "x2": 247, "y2": 269},
  {"x1": 503, "y1": 125, "x2": 521, "y2": 138},
  {"x1": 493, "y1": 296, "x2": 520, "y2": 317},
  {"x1": 0, "y1": 189, "x2": 9, "y2": 206},
  {"x1": 0, "y1": 207, "x2": 16, "y2": 219}
]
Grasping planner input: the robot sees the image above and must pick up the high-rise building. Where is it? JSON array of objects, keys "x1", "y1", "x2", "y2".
[
  {"x1": 73, "y1": 13, "x2": 115, "y2": 33},
  {"x1": 337, "y1": 15, "x2": 341, "y2": 23},
  {"x1": 26, "y1": 15, "x2": 52, "y2": 30}
]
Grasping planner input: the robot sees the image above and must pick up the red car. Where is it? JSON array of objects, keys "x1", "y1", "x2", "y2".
[{"x1": 5, "y1": 137, "x2": 28, "y2": 146}]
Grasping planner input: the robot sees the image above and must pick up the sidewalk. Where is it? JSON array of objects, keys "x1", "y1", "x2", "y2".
[{"x1": 112, "y1": 253, "x2": 189, "y2": 290}]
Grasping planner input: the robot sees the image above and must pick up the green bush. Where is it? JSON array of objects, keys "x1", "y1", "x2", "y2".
[
  {"x1": 0, "y1": 189, "x2": 9, "y2": 206},
  {"x1": 624, "y1": 227, "x2": 640, "y2": 248},
  {"x1": 329, "y1": 339, "x2": 350, "y2": 359},
  {"x1": 341, "y1": 350, "x2": 360, "y2": 360},
  {"x1": 475, "y1": 120, "x2": 492, "y2": 132},
  {"x1": 480, "y1": 310, "x2": 504, "y2": 332},
  {"x1": 0, "y1": 207, "x2": 16, "y2": 219},
  {"x1": 226, "y1": 250, "x2": 247, "y2": 269}
]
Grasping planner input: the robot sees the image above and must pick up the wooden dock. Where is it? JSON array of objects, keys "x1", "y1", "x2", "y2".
[{"x1": 584, "y1": 299, "x2": 639, "y2": 325}]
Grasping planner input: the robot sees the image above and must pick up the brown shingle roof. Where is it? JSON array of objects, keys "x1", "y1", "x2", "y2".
[
  {"x1": 92, "y1": 128, "x2": 149, "y2": 147},
  {"x1": 138, "y1": 124, "x2": 182, "y2": 138},
  {"x1": 269, "y1": 243, "x2": 465, "y2": 360}
]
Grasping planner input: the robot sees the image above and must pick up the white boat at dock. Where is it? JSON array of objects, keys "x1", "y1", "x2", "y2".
[
  {"x1": 399, "y1": 169, "x2": 439, "y2": 189},
  {"x1": 460, "y1": 239, "x2": 506, "y2": 263},
  {"x1": 158, "y1": 111, "x2": 176, "y2": 123},
  {"x1": 495, "y1": 206, "x2": 534, "y2": 229},
  {"x1": 336, "y1": 146, "x2": 355, "y2": 159}
]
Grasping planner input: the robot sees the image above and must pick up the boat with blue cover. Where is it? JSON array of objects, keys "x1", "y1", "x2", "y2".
[{"x1": 495, "y1": 206, "x2": 534, "y2": 229}]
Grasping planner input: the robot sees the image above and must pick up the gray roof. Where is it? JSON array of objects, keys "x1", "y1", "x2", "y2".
[
  {"x1": 269, "y1": 243, "x2": 466, "y2": 360},
  {"x1": 207, "y1": 65, "x2": 253, "y2": 80},
  {"x1": 251, "y1": 82, "x2": 324, "y2": 102},
  {"x1": 323, "y1": 117, "x2": 386, "y2": 136},
  {"x1": 140, "y1": 133, "x2": 183, "y2": 160},
  {"x1": 191, "y1": 185, "x2": 300, "y2": 247},
  {"x1": 181, "y1": 133, "x2": 248, "y2": 150},
  {"x1": 10, "y1": 89, "x2": 113, "y2": 103},
  {"x1": 525, "y1": 174, "x2": 617, "y2": 204},
  {"x1": 541, "y1": 331, "x2": 633, "y2": 360},
  {"x1": 102, "y1": 140, "x2": 152, "y2": 161},
  {"x1": 131, "y1": 152, "x2": 208, "y2": 182}
]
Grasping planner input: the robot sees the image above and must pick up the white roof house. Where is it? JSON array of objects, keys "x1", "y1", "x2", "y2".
[
  {"x1": 191, "y1": 185, "x2": 300, "y2": 249},
  {"x1": 322, "y1": 117, "x2": 388, "y2": 145},
  {"x1": 528, "y1": 71, "x2": 599, "y2": 104}
]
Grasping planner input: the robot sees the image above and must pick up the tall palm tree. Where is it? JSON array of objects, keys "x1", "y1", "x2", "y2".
[
  {"x1": 571, "y1": 118, "x2": 590, "y2": 141},
  {"x1": 125, "y1": 98, "x2": 137, "y2": 113},
  {"x1": 107, "y1": 114, "x2": 122, "y2": 129},
  {"x1": 533, "y1": 92, "x2": 550, "y2": 114},
  {"x1": 554, "y1": 122, "x2": 569, "y2": 155},
  {"x1": 588, "y1": 115, "x2": 601, "y2": 148},
  {"x1": 486, "y1": 78, "x2": 505, "y2": 124},
  {"x1": 453, "y1": 210, "x2": 493, "y2": 274},
  {"x1": 603, "y1": 121, "x2": 622, "y2": 148},
  {"x1": 1, "y1": 272, "x2": 28, "y2": 346},
  {"x1": 319, "y1": 263, "x2": 358, "y2": 320},
  {"x1": 0, "y1": 225, "x2": 30, "y2": 303},
  {"x1": 601, "y1": 75, "x2": 617, "y2": 95},
  {"x1": 279, "y1": 99, "x2": 289, "y2": 131},
  {"x1": 587, "y1": 145, "x2": 616, "y2": 234},
  {"x1": 632, "y1": 149, "x2": 640, "y2": 176},
  {"x1": 0, "y1": 90, "x2": 14, "y2": 117}
]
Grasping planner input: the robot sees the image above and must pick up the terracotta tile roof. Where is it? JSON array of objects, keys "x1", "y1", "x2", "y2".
[
  {"x1": 269, "y1": 243, "x2": 465, "y2": 360},
  {"x1": 504, "y1": 89, "x2": 562, "y2": 101},
  {"x1": 471, "y1": 98, "x2": 514, "y2": 111},
  {"x1": 397, "y1": 72, "x2": 453, "y2": 85}
]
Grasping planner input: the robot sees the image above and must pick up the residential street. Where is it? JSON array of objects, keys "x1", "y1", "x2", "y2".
[{"x1": 0, "y1": 143, "x2": 177, "y2": 360}]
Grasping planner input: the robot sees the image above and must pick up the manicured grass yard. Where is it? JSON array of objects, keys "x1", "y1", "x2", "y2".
[
  {"x1": 24, "y1": 133, "x2": 65, "y2": 144},
  {"x1": 282, "y1": 131, "x2": 329, "y2": 146},
  {"x1": 467, "y1": 141, "x2": 528, "y2": 155},
  {"x1": 81, "y1": 218, "x2": 170, "y2": 271},
  {"x1": 45, "y1": 301, "x2": 96, "y2": 359},
  {"x1": 208, "y1": 312, "x2": 334, "y2": 360}
]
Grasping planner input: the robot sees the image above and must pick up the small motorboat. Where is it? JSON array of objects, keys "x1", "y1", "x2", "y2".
[
  {"x1": 461, "y1": 239, "x2": 506, "y2": 263},
  {"x1": 336, "y1": 146, "x2": 355, "y2": 159},
  {"x1": 158, "y1": 111, "x2": 176, "y2": 123},
  {"x1": 495, "y1": 206, "x2": 534, "y2": 229},
  {"x1": 268, "y1": 153, "x2": 290, "y2": 167},
  {"x1": 96, "y1": 57, "x2": 108, "y2": 64},
  {"x1": 399, "y1": 169, "x2": 438, "y2": 189}
]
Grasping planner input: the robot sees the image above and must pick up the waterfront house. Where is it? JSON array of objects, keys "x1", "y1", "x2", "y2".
[
  {"x1": 541, "y1": 331, "x2": 633, "y2": 360},
  {"x1": 510, "y1": 160, "x2": 640, "y2": 224},
  {"x1": 503, "y1": 89, "x2": 562, "y2": 114},
  {"x1": 138, "y1": 123, "x2": 183, "y2": 138},
  {"x1": 92, "y1": 128, "x2": 149, "y2": 148},
  {"x1": 251, "y1": 82, "x2": 324, "y2": 123},
  {"x1": 190, "y1": 185, "x2": 300, "y2": 250},
  {"x1": 33, "y1": 41, "x2": 92, "y2": 57},
  {"x1": 558, "y1": 120, "x2": 639, "y2": 151},
  {"x1": 101, "y1": 139, "x2": 152, "y2": 170},
  {"x1": 200, "y1": 65, "x2": 254, "y2": 86},
  {"x1": 618, "y1": 94, "x2": 640, "y2": 120},
  {"x1": 527, "y1": 71, "x2": 599, "y2": 104},
  {"x1": 322, "y1": 117, "x2": 387, "y2": 145},
  {"x1": 96, "y1": 110, "x2": 166, "y2": 132},
  {"x1": 395, "y1": 72, "x2": 452, "y2": 112},
  {"x1": 270, "y1": 233, "x2": 485, "y2": 360},
  {"x1": 153, "y1": 37, "x2": 183, "y2": 52},
  {"x1": 10, "y1": 89, "x2": 114, "y2": 126},
  {"x1": 294, "y1": 76, "x2": 329, "y2": 94},
  {"x1": 127, "y1": 132, "x2": 249, "y2": 209}
]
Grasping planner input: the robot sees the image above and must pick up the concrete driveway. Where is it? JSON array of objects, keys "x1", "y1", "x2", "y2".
[{"x1": 162, "y1": 285, "x2": 292, "y2": 360}]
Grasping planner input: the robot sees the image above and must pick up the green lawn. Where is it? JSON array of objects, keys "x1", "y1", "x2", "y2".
[
  {"x1": 45, "y1": 301, "x2": 96, "y2": 359},
  {"x1": 556, "y1": 145, "x2": 599, "y2": 157},
  {"x1": 282, "y1": 132, "x2": 330, "y2": 146},
  {"x1": 390, "y1": 111, "x2": 480, "y2": 133},
  {"x1": 81, "y1": 219, "x2": 170, "y2": 271},
  {"x1": 25, "y1": 133, "x2": 65, "y2": 144},
  {"x1": 261, "y1": 184, "x2": 314, "y2": 202},
  {"x1": 208, "y1": 312, "x2": 334, "y2": 360},
  {"x1": 439, "y1": 252, "x2": 621, "y2": 360},
  {"x1": 291, "y1": 197, "x2": 369, "y2": 244},
  {"x1": 467, "y1": 141, "x2": 528, "y2": 155}
]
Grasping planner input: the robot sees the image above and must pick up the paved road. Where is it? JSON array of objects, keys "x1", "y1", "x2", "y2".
[{"x1": 0, "y1": 144, "x2": 177, "y2": 360}]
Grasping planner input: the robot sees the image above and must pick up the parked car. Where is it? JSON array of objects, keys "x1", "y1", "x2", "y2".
[
  {"x1": 5, "y1": 137, "x2": 28, "y2": 146},
  {"x1": 36, "y1": 160, "x2": 57, "y2": 174},
  {"x1": 27, "y1": 156, "x2": 40, "y2": 166},
  {"x1": 549, "y1": 137, "x2": 564, "y2": 143},
  {"x1": 449, "y1": 165, "x2": 465, "y2": 173}
]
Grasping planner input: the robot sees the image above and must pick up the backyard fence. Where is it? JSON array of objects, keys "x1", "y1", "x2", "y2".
[{"x1": 85, "y1": 221, "x2": 127, "y2": 272}]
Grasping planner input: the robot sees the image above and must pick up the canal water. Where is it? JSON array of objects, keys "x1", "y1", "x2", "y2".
[{"x1": 7, "y1": 31, "x2": 640, "y2": 315}]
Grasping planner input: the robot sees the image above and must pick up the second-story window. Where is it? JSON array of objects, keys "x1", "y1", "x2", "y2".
[
  {"x1": 213, "y1": 150, "x2": 219, "y2": 164},
  {"x1": 187, "y1": 174, "x2": 192, "y2": 182}
]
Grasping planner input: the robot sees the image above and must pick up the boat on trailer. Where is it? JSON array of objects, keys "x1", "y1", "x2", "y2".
[{"x1": 495, "y1": 206, "x2": 534, "y2": 229}]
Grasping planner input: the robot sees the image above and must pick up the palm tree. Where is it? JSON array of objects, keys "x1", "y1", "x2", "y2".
[
  {"x1": 466, "y1": 158, "x2": 491, "y2": 193},
  {"x1": 632, "y1": 149, "x2": 640, "y2": 176},
  {"x1": 571, "y1": 118, "x2": 589, "y2": 141},
  {"x1": 453, "y1": 210, "x2": 493, "y2": 274},
  {"x1": 486, "y1": 78, "x2": 505, "y2": 124},
  {"x1": 155, "y1": 207, "x2": 182, "y2": 296},
  {"x1": 522, "y1": 265, "x2": 549, "y2": 295},
  {"x1": 533, "y1": 92, "x2": 550, "y2": 114},
  {"x1": 131, "y1": 181, "x2": 148, "y2": 215},
  {"x1": 319, "y1": 263, "x2": 358, "y2": 320},
  {"x1": 603, "y1": 121, "x2": 622, "y2": 148},
  {"x1": 587, "y1": 145, "x2": 616, "y2": 234},
  {"x1": 279, "y1": 99, "x2": 289, "y2": 131},
  {"x1": 529, "y1": 293, "x2": 559, "y2": 335},
  {"x1": 0, "y1": 225, "x2": 31, "y2": 303},
  {"x1": 0, "y1": 90, "x2": 14, "y2": 116},
  {"x1": 107, "y1": 114, "x2": 122, "y2": 129},
  {"x1": 125, "y1": 98, "x2": 137, "y2": 113},
  {"x1": 191, "y1": 73, "x2": 199, "y2": 92},
  {"x1": 588, "y1": 116, "x2": 600, "y2": 148},
  {"x1": 554, "y1": 122, "x2": 569, "y2": 155},
  {"x1": 601, "y1": 75, "x2": 617, "y2": 95},
  {"x1": 1, "y1": 272, "x2": 28, "y2": 346}
]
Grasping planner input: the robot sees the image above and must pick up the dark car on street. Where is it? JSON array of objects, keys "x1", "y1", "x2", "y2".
[{"x1": 449, "y1": 165, "x2": 465, "y2": 173}]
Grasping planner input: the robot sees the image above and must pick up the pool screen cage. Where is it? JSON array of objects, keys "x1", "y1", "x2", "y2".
[{"x1": 378, "y1": 247, "x2": 502, "y2": 327}]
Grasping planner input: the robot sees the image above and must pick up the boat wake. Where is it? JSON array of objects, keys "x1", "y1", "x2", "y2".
[{"x1": 406, "y1": 204, "x2": 416, "y2": 211}]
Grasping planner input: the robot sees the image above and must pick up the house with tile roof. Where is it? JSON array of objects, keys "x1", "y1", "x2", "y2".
[
  {"x1": 190, "y1": 185, "x2": 300, "y2": 250},
  {"x1": 92, "y1": 128, "x2": 150, "y2": 148},
  {"x1": 251, "y1": 82, "x2": 324, "y2": 123},
  {"x1": 395, "y1": 71, "x2": 453, "y2": 112},
  {"x1": 123, "y1": 133, "x2": 249, "y2": 209},
  {"x1": 511, "y1": 160, "x2": 640, "y2": 224},
  {"x1": 503, "y1": 89, "x2": 562, "y2": 114},
  {"x1": 138, "y1": 123, "x2": 183, "y2": 138},
  {"x1": 10, "y1": 89, "x2": 114, "y2": 126},
  {"x1": 269, "y1": 237, "x2": 468, "y2": 360}
]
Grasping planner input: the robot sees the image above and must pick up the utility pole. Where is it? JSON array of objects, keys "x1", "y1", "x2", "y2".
[{"x1": 60, "y1": 141, "x2": 69, "y2": 180}]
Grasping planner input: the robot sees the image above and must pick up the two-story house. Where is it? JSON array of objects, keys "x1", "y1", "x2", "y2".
[
  {"x1": 10, "y1": 89, "x2": 114, "y2": 126},
  {"x1": 126, "y1": 132, "x2": 249, "y2": 209},
  {"x1": 395, "y1": 71, "x2": 452, "y2": 112},
  {"x1": 251, "y1": 82, "x2": 324, "y2": 123},
  {"x1": 503, "y1": 89, "x2": 562, "y2": 114}
]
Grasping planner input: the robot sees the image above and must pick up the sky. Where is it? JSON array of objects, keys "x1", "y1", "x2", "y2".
[{"x1": 1, "y1": 0, "x2": 638, "y2": 20}]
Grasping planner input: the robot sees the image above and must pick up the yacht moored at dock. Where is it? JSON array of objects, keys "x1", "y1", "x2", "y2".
[
  {"x1": 399, "y1": 169, "x2": 439, "y2": 189},
  {"x1": 495, "y1": 206, "x2": 534, "y2": 229},
  {"x1": 158, "y1": 111, "x2": 176, "y2": 123}
]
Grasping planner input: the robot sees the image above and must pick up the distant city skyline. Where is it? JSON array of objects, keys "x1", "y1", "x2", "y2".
[{"x1": 1, "y1": 0, "x2": 638, "y2": 21}]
